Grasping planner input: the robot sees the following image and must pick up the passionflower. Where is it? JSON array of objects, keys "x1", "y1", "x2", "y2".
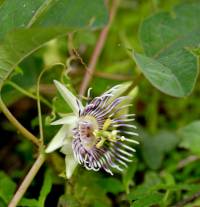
[{"x1": 46, "y1": 80, "x2": 139, "y2": 178}]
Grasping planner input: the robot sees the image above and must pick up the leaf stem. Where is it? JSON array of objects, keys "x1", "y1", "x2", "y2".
[
  {"x1": 79, "y1": 0, "x2": 119, "y2": 96},
  {"x1": 6, "y1": 81, "x2": 52, "y2": 109},
  {"x1": 8, "y1": 154, "x2": 45, "y2": 207},
  {"x1": 37, "y1": 70, "x2": 45, "y2": 143},
  {"x1": 36, "y1": 62, "x2": 66, "y2": 143},
  {"x1": 0, "y1": 96, "x2": 40, "y2": 147}
]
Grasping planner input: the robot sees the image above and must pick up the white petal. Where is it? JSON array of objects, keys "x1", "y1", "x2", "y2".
[
  {"x1": 45, "y1": 125, "x2": 70, "y2": 153},
  {"x1": 65, "y1": 151, "x2": 78, "y2": 179},
  {"x1": 104, "y1": 83, "x2": 129, "y2": 98},
  {"x1": 51, "y1": 115, "x2": 77, "y2": 125},
  {"x1": 54, "y1": 80, "x2": 83, "y2": 115},
  {"x1": 60, "y1": 137, "x2": 78, "y2": 178},
  {"x1": 102, "y1": 82, "x2": 138, "y2": 104},
  {"x1": 60, "y1": 139, "x2": 72, "y2": 154}
]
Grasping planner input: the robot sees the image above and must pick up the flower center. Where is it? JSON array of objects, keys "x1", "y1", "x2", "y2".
[{"x1": 78, "y1": 116, "x2": 98, "y2": 150}]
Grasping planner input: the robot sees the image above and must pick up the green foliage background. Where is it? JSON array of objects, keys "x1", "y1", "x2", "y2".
[{"x1": 0, "y1": 0, "x2": 200, "y2": 206}]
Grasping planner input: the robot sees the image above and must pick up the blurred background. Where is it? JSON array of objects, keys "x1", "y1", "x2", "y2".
[{"x1": 0, "y1": 0, "x2": 200, "y2": 206}]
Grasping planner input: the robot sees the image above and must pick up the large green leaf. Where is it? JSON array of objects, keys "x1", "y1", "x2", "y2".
[
  {"x1": 178, "y1": 120, "x2": 200, "y2": 156},
  {"x1": 136, "y1": 2, "x2": 200, "y2": 97},
  {"x1": 134, "y1": 51, "x2": 197, "y2": 97},
  {"x1": 0, "y1": 0, "x2": 44, "y2": 39},
  {"x1": 0, "y1": 0, "x2": 108, "y2": 88},
  {"x1": 0, "y1": 28, "x2": 66, "y2": 88},
  {"x1": 33, "y1": 0, "x2": 107, "y2": 29},
  {"x1": 0, "y1": 0, "x2": 108, "y2": 40}
]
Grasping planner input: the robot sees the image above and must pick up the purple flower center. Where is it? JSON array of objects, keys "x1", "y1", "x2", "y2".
[{"x1": 76, "y1": 116, "x2": 98, "y2": 150}]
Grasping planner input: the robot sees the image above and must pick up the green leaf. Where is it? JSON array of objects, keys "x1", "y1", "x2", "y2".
[
  {"x1": 137, "y1": 2, "x2": 200, "y2": 97},
  {"x1": 72, "y1": 171, "x2": 115, "y2": 207},
  {"x1": 33, "y1": 0, "x2": 108, "y2": 29},
  {"x1": 38, "y1": 170, "x2": 53, "y2": 207},
  {"x1": 142, "y1": 130, "x2": 179, "y2": 169},
  {"x1": 131, "y1": 192, "x2": 163, "y2": 207},
  {"x1": 0, "y1": 0, "x2": 44, "y2": 39},
  {"x1": 0, "y1": 28, "x2": 65, "y2": 89},
  {"x1": 0, "y1": 0, "x2": 108, "y2": 88},
  {"x1": 0, "y1": 171, "x2": 16, "y2": 204},
  {"x1": 19, "y1": 198, "x2": 39, "y2": 207},
  {"x1": 58, "y1": 195, "x2": 80, "y2": 207},
  {"x1": 133, "y1": 51, "x2": 197, "y2": 97},
  {"x1": 0, "y1": 0, "x2": 108, "y2": 40},
  {"x1": 97, "y1": 178, "x2": 124, "y2": 194},
  {"x1": 0, "y1": 199, "x2": 6, "y2": 207},
  {"x1": 122, "y1": 161, "x2": 137, "y2": 193},
  {"x1": 128, "y1": 172, "x2": 164, "y2": 206},
  {"x1": 178, "y1": 120, "x2": 200, "y2": 156}
]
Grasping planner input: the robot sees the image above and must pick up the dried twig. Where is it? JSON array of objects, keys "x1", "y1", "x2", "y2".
[
  {"x1": 69, "y1": 68, "x2": 133, "y2": 81},
  {"x1": 173, "y1": 191, "x2": 200, "y2": 207},
  {"x1": 177, "y1": 155, "x2": 200, "y2": 169},
  {"x1": 8, "y1": 154, "x2": 45, "y2": 207},
  {"x1": 79, "y1": 0, "x2": 119, "y2": 96}
]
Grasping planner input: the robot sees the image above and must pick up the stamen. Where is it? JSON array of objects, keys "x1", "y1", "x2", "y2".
[
  {"x1": 117, "y1": 135, "x2": 139, "y2": 144},
  {"x1": 116, "y1": 130, "x2": 138, "y2": 136},
  {"x1": 113, "y1": 124, "x2": 137, "y2": 129}
]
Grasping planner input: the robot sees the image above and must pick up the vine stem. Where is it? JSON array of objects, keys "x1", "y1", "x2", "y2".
[
  {"x1": 6, "y1": 81, "x2": 52, "y2": 109},
  {"x1": 79, "y1": 0, "x2": 119, "y2": 96},
  {"x1": 8, "y1": 154, "x2": 45, "y2": 207},
  {"x1": 0, "y1": 96, "x2": 40, "y2": 147},
  {"x1": 35, "y1": 62, "x2": 66, "y2": 143},
  {"x1": 37, "y1": 70, "x2": 45, "y2": 144}
]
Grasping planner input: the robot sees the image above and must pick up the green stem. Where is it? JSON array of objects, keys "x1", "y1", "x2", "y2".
[
  {"x1": 163, "y1": 190, "x2": 170, "y2": 206},
  {"x1": 36, "y1": 62, "x2": 66, "y2": 143},
  {"x1": 148, "y1": 90, "x2": 158, "y2": 134},
  {"x1": 0, "y1": 96, "x2": 40, "y2": 147},
  {"x1": 6, "y1": 81, "x2": 52, "y2": 109},
  {"x1": 8, "y1": 154, "x2": 45, "y2": 207},
  {"x1": 37, "y1": 71, "x2": 45, "y2": 144},
  {"x1": 123, "y1": 73, "x2": 143, "y2": 95}
]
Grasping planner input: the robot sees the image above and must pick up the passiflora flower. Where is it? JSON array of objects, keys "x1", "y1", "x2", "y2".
[{"x1": 46, "y1": 80, "x2": 139, "y2": 178}]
